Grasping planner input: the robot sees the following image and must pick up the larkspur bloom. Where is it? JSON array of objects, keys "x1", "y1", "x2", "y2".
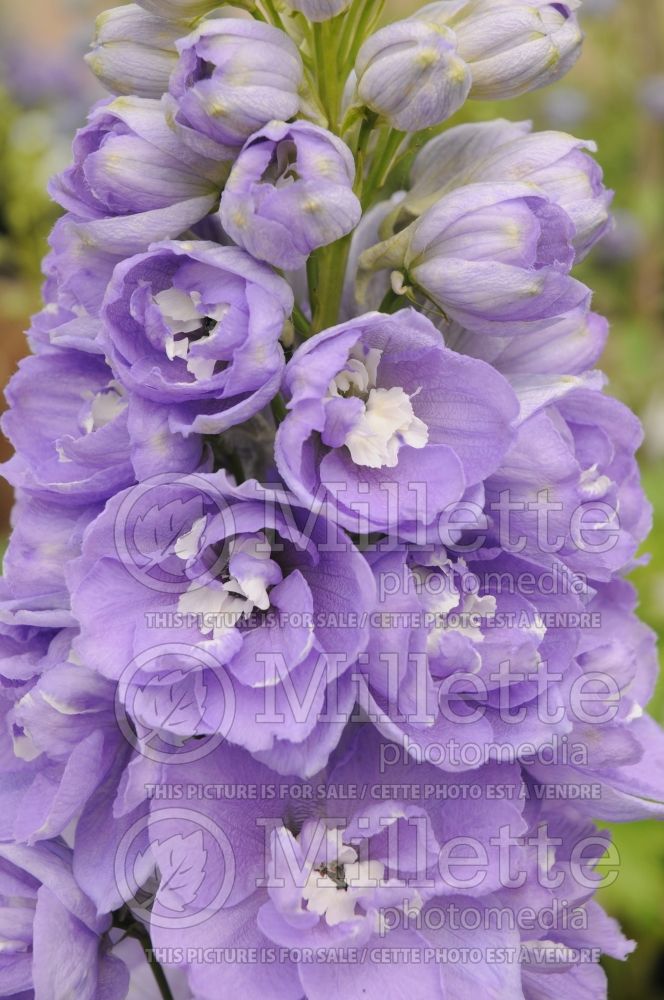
[
  {"x1": 396, "y1": 119, "x2": 614, "y2": 261},
  {"x1": 483, "y1": 377, "x2": 652, "y2": 580},
  {"x1": 0, "y1": 0, "x2": 660, "y2": 995},
  {"x1": 101, "y1": 240, "x2": 292, "y2": 436},
  {"x1": 220, "y1": 121, "x2": 362, "y2": 271},
  {"x1": 49, "y1": 96, "x2": 228, "y2": 259},
  {"x1": 276, "y1": 309, "x2": 519, "y2": 534},
  {"x1": 70, "y1": 474, "x2": 375, "y2": 777},
  {"x1": 0, "y1": 839, "x2": 128, "y2": 999},
  {"x1": 86, "y1": 4, "x2": 182, "y2": 99},
  {"x1": 354, "y1": 19, "x2": 472, "y2": 132},
  {"x1": 361, "y1": 181, "x2": 591, "y2": 336},
  {"x1": 167, "y1": 19, "x2": 304, "y2": 157},
  {"x1": 358, "y1": 542, "x2": 585, "y2": 769},
  {"x1": 1, "y1": 352, "x2": 134, "y2": 504},
  {"x1": 416, "y1": 0, "x2": 583, "y2": 100}
]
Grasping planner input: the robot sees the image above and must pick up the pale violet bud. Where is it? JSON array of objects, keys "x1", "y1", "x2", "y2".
[
  {"x1": 283, "y1": 0, "x2": 351, "y2": 21},
  {"x1": 220, "y1": 120, "x2": 361, "y2": 270},
  {"x1": 355, "y1": 20, "x2": 471, "y2": 132},
  {"x1": 403, "y1": 121, "x2": 613, "y2": 261},
  {"x1": 359, "y1": 181, "x2": 589, "y2": 336},
  {"x1": 416, "y1": 0, "x2": 583, "y2": 99},
  {"x1": 385, "y1": 120, "x2": 612, "y2": 263},
  {"x1": 168, "y1": 19, "x2": 303, "y2": 156},
  {"x1": 86, "y1": 5, "x2": 181, "y2": 99}
]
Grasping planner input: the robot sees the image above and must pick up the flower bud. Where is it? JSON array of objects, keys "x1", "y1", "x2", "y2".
[
  {"x1": 360, "y1": 181, "x2": 590, "y2": 336},
  {"x1": 417, "y1": 0, "x2": 583, "y2": 99},
  {"x1": 86, "y1": 5, "x2": 181, "y2": 99},
  {"x1": 168, "y1": 19, "x2": 304, "y2": 156},
  {"x1": 398, "y1": 120, "x2": 613, "y2": 260},
  {"x1": 220, "y1": 120, "x2": 361, "y2": 270},
  {"x1": 283, "y1": 0, "x2": 351, "y2": 21},
  {"x1": 355, "y1": 19, "x2": 471, "y2": 132}
]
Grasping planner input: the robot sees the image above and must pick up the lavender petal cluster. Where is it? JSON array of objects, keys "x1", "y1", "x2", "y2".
[{"x1": 0, "y1": 0, "x2": 660, "y2": 998}]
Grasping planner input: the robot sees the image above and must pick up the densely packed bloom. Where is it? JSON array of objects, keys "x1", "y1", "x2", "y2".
[{"x1": 1, "y1": 0, "x2": 660, "y2": 997}]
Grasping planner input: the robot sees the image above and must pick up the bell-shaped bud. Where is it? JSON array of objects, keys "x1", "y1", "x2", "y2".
[
  {"x1": 167, "y1": 19, "x2": 304, "y2": 157},
  {"x1": 86, "y1": 5, "x2": 181, "y2": 98},
  {"x1": 396, "y1": 120, "x2": 613, "y2": 261},
  {"x1": 360, "y1": 181, "x2": 590, "y2": 336},
  {"x1": 355, "y1": 19, "x2": 471, "y2": 132},
  {"x1": 220, "y1": 120, "x2": 361, "y2": 270},
  {"x1": 417, "y1": 0, "x2": 583, "y2": 99}
]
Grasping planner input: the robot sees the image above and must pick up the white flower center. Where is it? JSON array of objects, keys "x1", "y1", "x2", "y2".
[
  {"x1": 412, "y1": 561, "x2": 497, "y2": 655},
  {"x1": 154, "y1": 287, "x2": 228, "y2": 382},
  {"x1": 328, "y1": 347, "x2": 428, "y2": 469},
  {"x1": 176, "y1": 532, "x2": 281, "y2": 638},
  {"x1": 80, "y1": 380, "x2": 127, "y2": 434},
  {"x1": 302, "y1": 837, "x2": 387, "y2": 927}
]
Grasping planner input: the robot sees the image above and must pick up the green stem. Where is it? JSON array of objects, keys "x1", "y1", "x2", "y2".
[
  {"x1": 292, "y1": 303, "x2": 311, "y2": 338},
  {"x1": 141, "y1": 938, "x2": 175, "y2": 1000},
  {"x1": 379, "y1": 287, "x2": 405, "y2": 314},
  {"x1": 340, "y1": 0, "x2": 386, "y2": 71},
  {"x1": 353, "y1": 111, "x2": 377, "y2": 196},
  {"x1": 112, "y1": 909, "x2": 174, "y2": 1000},
  {"x1": 310, "y1": 237, "x2": 352, "y2": 333},
  {"x1": 307, "y1": 253, "x2": 320, "y2": 324},
  {"x1": 313, "y1": 22, "x2": 331, "y2": 124},
  {"x1": 364, "y1": 128, "x2": 406, "y2": 208},
  {"x1": 260, "y1": 0, "x2": 288, "y2": 32},
  {"x1": 271, "y1": 392, "x2": 288, "y2": 424}
]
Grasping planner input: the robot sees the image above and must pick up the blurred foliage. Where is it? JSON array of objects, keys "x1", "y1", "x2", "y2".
[
  {"x1": 0, "y1": 86, "x2": 62, "y2": 289},
  {"x1": 0, "y1": 0, "x2": 663, "y2": 995}
]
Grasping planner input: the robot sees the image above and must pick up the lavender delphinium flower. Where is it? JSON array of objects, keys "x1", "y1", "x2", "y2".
[
  {"x1": 1, "y1": 352, "x2": 134, "y2": 504},
  {"x1": 359, "y1": 541, "x2": 584, "y2": 768},
  {"x1": 445, "y1": 308, "x2": 609, "y2": 377},
  {"x1": 48, "y1": 95, "x2": 229, "y2": 273},
  {"x1": 136, "y1": 733, "x2": 529, "y2": 999},
  {"x1": 101, "y1": 240, "x2": 292, "y2": 435},
  {"x1": 220, "y1": 121, "x2": 361, "y2": 271},
  {"x1": 0, "y1": 0, "x2": 660, "y2": 994},
  {"x1": 526, "y1": 577, "x2": 664, "y2": 821},
  {"x1": 70, "y1": 474, "x2": 375, "y2": 777},
  {"x1": 86, "y1": 4, "x2": 182, "y2": 99},
  {"x1": 416, "y1": 0, "x2": 583, "y2": 100},
  {"x1": 361, "y1": 181, "x2": 590, "y2": 335},
  {"x1": 0, "y1": 839, "x2": 128, "y2": 999},
  {"x1": 397, "y1": 120, "x2": 614, "y2": 261},
  {"x1": 354, "y1": 19, "x2": 472, "y2": 132},
  {"x1": 167, "y1": 19, "x2": 304, "y2": 157},
  {"x1": 484, "y1": 378, "x2": 652, "y2": 581},
  {"x1": 276, "y1": 308, "x2": 519, "y2": 534},
  {"x1": 0, "y1": 629, "x2": 128, "y2": 845}
]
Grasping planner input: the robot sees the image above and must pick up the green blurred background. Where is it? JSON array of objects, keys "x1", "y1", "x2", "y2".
[{"x1": 0, "y1": 0, "x2": 662, "y2": 994}]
